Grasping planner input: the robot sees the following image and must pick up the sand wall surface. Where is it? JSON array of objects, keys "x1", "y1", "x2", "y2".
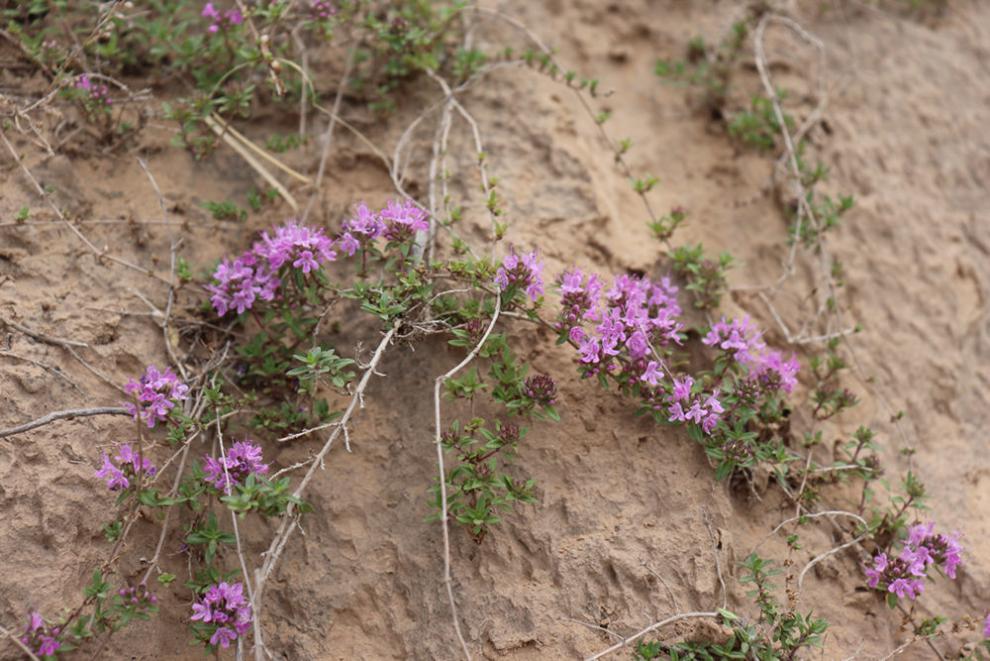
[{"x1": 1, "y1": 1, "x2": 987, "y2": 659}]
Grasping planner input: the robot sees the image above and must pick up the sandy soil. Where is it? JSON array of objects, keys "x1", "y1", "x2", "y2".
[{"x1": 1, "y1": 1, "x2": 987, "y2": 659}]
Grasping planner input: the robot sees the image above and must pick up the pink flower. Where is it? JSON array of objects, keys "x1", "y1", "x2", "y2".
[
  {"x1": 578, "y1": 337, "x2": 600, "y2": 364},
  {"x1": 203, "y1": 2, "x2": 244, "y2": 33},
  {"x1": 75, "y1": 73, "x2": 111, "y2": 105},
  {"x1": 96, "y1": 444, "x2": 156, "y2": 492},
  {"x1": 201, "y1": 2, "x2": 220, "y2": 19},
  {"x1": 124, "y1": 365, "x2": 189, "y2": 427},
  {"x1": 203, "y1": 440, "x2": 269, "y2": 492},
  {"x1": 670, "y1": 376, "x2": 693, "y2": 403},
  {"x1": 337, "y1": 232, "x2": 360, "y2": 257},
  {"x1": 27, "y1": 612, "x2": 43, "y2": 633},
  {"x1": 210, "y1": 627, "x2": 237, "y2": 648},
  {"x1": 379, "y1": 198, "x2": 428, "y2": 242},
  {"x1": 863, "y1": 523, "x2": 963, "y2": 600},
  {"x1": 310, "y1": 0, "x2": 337, "y2": 19},
  {"x1": 888, "y1": 577, "x2": 924, "y2": 600},
  {"x1": 703, "y1": 316, "x2": 764, "y2": 360},
  {"x1": 253, "y1": 222, "x2": 336, "y2": 272},
  {"x1": 191, "y1": 602, "x2": 213, "y2": 622},
  {"x1": 192, "y1": 581, "x2": 253, "y2": 650},
  {"x1": 626, "y1": 331, "x2": 649, "y2": 360},
  {"x1": 640, "y1": 361, "x2": 662, "y2": 386},
  {"x1": 37, "y1": 636, "x2": 60, "y2": 656},
  {"x1": 496, "y1": 247, "x2": 545, "y2": 302},
  {"x1": 983, "y1": 613, "x2": 990, "y2": 638},
  {"x1": 865, "y1": 553, "x2": 888, "y2": 588},
  {"x1": 20, "y1": 611, "x2": 60, "y2": 657}
]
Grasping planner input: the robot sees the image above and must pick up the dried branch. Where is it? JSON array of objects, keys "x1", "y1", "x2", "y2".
[
  {"x1": 796, "y1": 533, "x2": 868, "y2": 595},
  {"x1": 0, "y1": 316, "x2": 88, "y2": 349},
  {"x1": 0, "y1": 350, "x2": 83, "y2": 393},
  {"x1": 252, "y1": 324, "x2": 398, "y2": 661},
  {"x1": 583, "y1": 612, "x2": 720, "y2": 660},
  {"x1": 432, "y1": 291, "x2": 502, "y2": 660},
  {"x1": 0, "y1": 407, "x2": 130, "y2": 439}
]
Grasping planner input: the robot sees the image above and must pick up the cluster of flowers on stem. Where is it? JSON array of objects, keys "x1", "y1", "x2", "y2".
[
  {"x1": 118, "y1": 583, "x2": 158, "y2": 608},
  {"x1": 665, "y1": 375, "x2": 724, "y2": 433},
  {"x1": 124, "y1": 364, "x2": 189, "y2": 428},
  {"x1": 553, "y1": 268, "x2": 730, "y2": 433},
  {"x1": 703, "y1": 316, "x2": 799, "y2": 394},
  {"x1": 207, "y1": 222, "x2": 335, "y2": 316},
  {"x1": 864, "y1": 522, "x2": 963, "y2": 601},
  {"x1": 309, "y1": 0, "x2": 337, "y2": 19},
  {"x1": 207, "y1": 201, "x2": 426, "y2": 317},
  {"x1": 21, "y1": 612, "x2": 59, "y2": 657},
  {"x1": 337, "y1": 199, "x2": 428, "y2": 256},
  {"x1": 96, "y1": 444, "x2": 157, "y2": 491},
  {"x1": 190, "y1": 581, "x2": 252, "y2": 649},
  {"x1": 522, "y1": 374, "x2": 557, "y2": 407},
  {"x1": 495, "y1": 247, "x2": 544, "y2": 303},
  {"x1": 203, "y1": 440, "x2": 270, "y2": 492},
  {"x1": 201, "y1": 2, "x2": 243, "y2": 32},
  {"x1": 75, "y1": 75, "x2": 111, "y2": 106}
]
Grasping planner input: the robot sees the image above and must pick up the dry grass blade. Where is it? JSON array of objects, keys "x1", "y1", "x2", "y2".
[
  {"x1": 203, "y1": 114, "x2": 300, "y2": 212},
  {"x1": 209, "y1": 113, "x2": 312, "y2": 185},
  {"x1": 583, "y1": 612, "x2": 720, "y2": 660}
]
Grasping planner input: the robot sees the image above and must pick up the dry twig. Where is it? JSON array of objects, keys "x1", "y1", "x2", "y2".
[
  {"x1": 432, "y1": 291, "x2": 502, "y2": 659},
  {"x1": 0, "y1": 407, "x2": 130, "y2": 439},
  {"x1": 584, "y1": 612, "x2": 720, "y2": 660},
  {"x1": 252, "y1": 324, "x2": 398, "y2": 661}
]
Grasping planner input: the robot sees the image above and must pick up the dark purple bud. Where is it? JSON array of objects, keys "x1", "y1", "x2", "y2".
[
  {"x1": 497, "y1": 422, "x2": 520, "y2": 445},
  {"x1": 523, "y1": 374, "x2": 557, "y2": 406}
]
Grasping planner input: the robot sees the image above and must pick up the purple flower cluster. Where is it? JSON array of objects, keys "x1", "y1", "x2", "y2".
[
  {"x1": 118, "y1": 583, "x2": 158, "y2": 607},
  {"x1": 558, "y1": 268, "x2": 604, "y2": 329},
  {"x1": 75, "y1": 74, "x2": 111, "y2": 106},
  {"x1": 21, "y1": 612, "x2": 59, "y2": 657},
  {"x1": 96, "y1": 444, "x2": 157, "y2": 491},
  {"x1": 206, "y1": 203, "x2": 429, "y2": 317},
  {"x1": 666, "y1": 375, "x2": 724, "y2": 434},
  {"x1": 202, "y1": 2, "x2": 243, "y2": 32},
  {"x1": 703, "y1": 316, "x2": 799, "y2": 393},
  {"x1": 206, "y1": 252, "x2": 279, "y2": 316},
  {"x1": 336, "y1": 199, "x2": 429, "y2": 256},
  {"x1": 310, "y1": 0, "x2": 337, "y2": 19},
  {"x1": 124, "y1": 365, "x2": 190, "y2": 428},
  {"x1": 254, "y1": 222, "x2": 337, "y2": 273},
  {"x1": 203, "y1": 440, "x2": 269, "y2": 492},
  {"x1": 523, "y1": 374, "x2": 557, "y2": 407},
  {"x1": 555, "y1": 269, "x2": 727, "y2": 434},
  {"x1": 206, "y1": 222, "x2": 335, "y2": 316},
  {"x1": 495, "y1": 247, "x2": 545, "y2": 302},
  {"x1": 572, "y1": 273, "x2": 683, "y2": 366},
  {"x1": 864, "y1": 522, "x2": 963, "y2": 600},
  {"x1": 190, "y1": 581, "x2": 252, "y2": 649},
  {"x1": 560, "y1": 272, "x2": 682, "y2": 366},
  {"x1": 984, "y1": 613, "x2": 990, "y2": 638}
]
